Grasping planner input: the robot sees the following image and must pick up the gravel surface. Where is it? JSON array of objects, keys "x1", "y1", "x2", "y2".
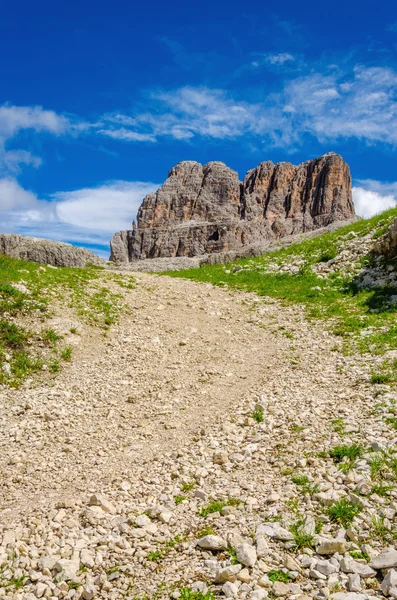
[{"x1": 0, "y1": 272, "x2": 396, "y2": 600}]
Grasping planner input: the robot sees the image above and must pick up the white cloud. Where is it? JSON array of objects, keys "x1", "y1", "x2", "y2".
[
  {"x1": 0, "y1": 104, "x2": 70, "y2": 141},
  {"x1": 353, "y1": 181, "x2": 397, "y2": 218},
  {"x1": 0, "y1": 178, "x2": 159, "y2": 255},
  {"x1": 265, "y1": 53, "x2": 295, "y2": 65}
]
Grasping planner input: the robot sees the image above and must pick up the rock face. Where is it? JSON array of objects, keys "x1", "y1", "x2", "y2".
[
  {"x1": 374, "y1": 218, "x2": 397, "y2": 258},
  {"x1": 110, "y1": 153, "x2": 355, "y2": 262},
  {"x1": 0, "y1": 234, "x2": 105, "y2": 268}
]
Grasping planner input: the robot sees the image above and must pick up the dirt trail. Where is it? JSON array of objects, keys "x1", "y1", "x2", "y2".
[
  {"x1": 0, "y1": 272, "x2": 368, "y2": 526},
  {"x1": 0, "y1": 274, "x2": 285, "y2": 521}
]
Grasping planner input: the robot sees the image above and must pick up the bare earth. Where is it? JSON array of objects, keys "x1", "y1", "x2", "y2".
[{"x1": 0, "y1": 273, "x2": 394, "y2": 599}]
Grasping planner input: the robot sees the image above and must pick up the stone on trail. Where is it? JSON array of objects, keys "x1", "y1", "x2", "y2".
[
  {"x1": 197, "y1": 534, "x2": 227, "y2": 551},
  {"x1": 235, "y1": 542, "x2": 257, "y2": 567},
  {"x1": 88, "y1": 493, "x2": 116, "y2": 514},
  {"x1": 370, "y1": 548, "x2": 397, "y2": 570}
]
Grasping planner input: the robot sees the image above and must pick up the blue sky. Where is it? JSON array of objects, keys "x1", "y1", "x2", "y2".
[{"x1": 2, "y1": 0, "x2": 397, "y2": 257}]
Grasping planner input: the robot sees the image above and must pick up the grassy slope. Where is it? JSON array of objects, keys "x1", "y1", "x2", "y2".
[
  {"x1": 167, "y1": 208, "x2": 397, "y2": 357},
  {"x1": 0, "y1": 256, "x2": 135, "y2": 387}
]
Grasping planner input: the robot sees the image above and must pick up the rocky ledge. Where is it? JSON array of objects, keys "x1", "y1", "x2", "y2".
[
  {"x1": 110, "y1": 153, "x2": 355, "y2": 262},
  {"x1": 0, "y1": 234, "x2": 105, "y2": 268}
]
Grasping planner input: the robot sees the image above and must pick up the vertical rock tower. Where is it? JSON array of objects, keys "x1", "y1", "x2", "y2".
[{"x1": 110, "y1": 153, "x2": 355, "y2": 262}]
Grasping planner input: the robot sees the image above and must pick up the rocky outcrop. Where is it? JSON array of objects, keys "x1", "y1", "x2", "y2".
[
  {"x1": 0, "y1": 234, "x2": 105, "y2": 267},
  {"x1": 374, "y1": 218, "x2": 397, "y2": 258},
  {"x1": 110, "y1": 153, "x2": 355, "y2": 262}
]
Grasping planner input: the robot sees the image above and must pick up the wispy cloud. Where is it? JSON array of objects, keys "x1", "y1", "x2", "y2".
[
  {"x1": 0, "y1": 178, "x2": 159, "y2": 255},
  {"x1": 264, "y1": 52, "x2": 295, "y2": 65},
  {"x1": 97, "y1": 65, "x2": 397, "y2": 148}
]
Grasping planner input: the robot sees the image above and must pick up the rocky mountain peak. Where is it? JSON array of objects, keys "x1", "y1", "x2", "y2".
[{"x1": 110, "y1": 153, "x2": 355, "y2": 262}]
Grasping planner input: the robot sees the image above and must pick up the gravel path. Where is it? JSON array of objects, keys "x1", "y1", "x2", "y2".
[{"x1": 0, "y1": 273, "x2": 395, "y2": 600}]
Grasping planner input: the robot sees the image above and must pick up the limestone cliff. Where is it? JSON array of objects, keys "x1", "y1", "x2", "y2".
[{"x1": 110, "y1": 153, "x2": 355, "y2": 262}]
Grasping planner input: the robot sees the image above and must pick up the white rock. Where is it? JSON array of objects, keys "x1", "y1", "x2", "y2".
[
  {"x1": 88, "y1": 493, "x2": 116, "y2": 514},
  {"x1": 256, "y1": 536, "x2": 269, "y2": 558},
  {"x1": 382, "y1": 569, "x2": 397, "y2": 596},
  {"x1": 236, "y1": 543, "x2": 257, "y2": 567},
  {"x1": 198, "y1": 535, "x2": 227, "y2": 551},
  {"x1": 348, "y1": 574, "x2": 361, "y2": 592},
  {"x1": 256, "y1": 522, "x2": 293, "y2": 541},
  {"x1": 370, "y1": 548, "x2": 397, "y2": 570},
  {"x1": 317, "y1": 539, "x2": 348, "y2": 555},
  {"x1": 272, "y1": 581, "x2": 290, "y2": 596},
  {"x1": 215, "y1": 564, "x2": 242, "y2": 583},
  {"x1": 222, "y1": 581, "x2": 238, "y2": 597}
]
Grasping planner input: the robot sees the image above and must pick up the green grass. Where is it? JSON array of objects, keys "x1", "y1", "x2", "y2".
[
  {"x1": 291, "y1": 474, "x2": 319, "y2": 496},
  {"x1": 174, "y1": 495, "x2": 188, "y2": 505},
  {"x1": 0, "y1": 254, "x2": 135, "y2": 386},
  {"x1": 349, "y1": 550, "x2": 370, "y2": 562},
  {"x1": 329, "y1": 443, "x2": 364, "y2": 472},
  {"x1": 289, "y1": 520, "x2": 314, "y2": 550},
  {"x1": 198, "y1": 498, "x2": 242, "y2": 517},
  {"x1": 250, "y1": 405, "x2": 264, "y2": 423},
  {"x1": 267, "y1": 570, "x2": 292, "y2": 583},
  {"x1": 332, "y1": 418, "x2": 346, "y2": 434},
  {"x1": 371, "y1": 515, "x2": 395, "y2": 543},
  {"x1": 371, "y1": 373, "x2": 392, "y2": 384},
  {"x1": 327, "y1": 498, "x2": 362, "y2": 527},
  {"x1": 178, "y1": 588, "x2": 215, "y2": 600},
  {"x1": 181, "y1": 480, "x2": 196, "y2": 492},
  {"x1": 371, "y1": 483, "x2": 393, "y2": 496},
  {"x1": 227, "y1": 546, "x2": 239, "y2": 564},
  {"x1": 167, "y1": 207, "x2": 397, "y2": 356}
]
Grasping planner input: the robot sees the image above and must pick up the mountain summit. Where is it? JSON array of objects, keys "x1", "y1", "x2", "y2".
[{"x1": 110, "y1": 153, "x2": 355, "y2": 262}]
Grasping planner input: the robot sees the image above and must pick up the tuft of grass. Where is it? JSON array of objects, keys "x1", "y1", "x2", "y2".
[
  {"x1": 327, "y1": 498, "x2": 362, "y2": 527},
  {"x1": 371, "y1": 373, "x2": 392, "y2": 384},
  {"x1": 174, "y1": 495, "x2": 187, "y2": 505},
  {"x1": 267, "y1": 570, "x2": 292, "y2": 583},
  {"x1": 371, "y1": 483, "x2": 393, "y2": 496},
  {"x1": 181, "y1": 480, "x2": 196, "y2": 492},
  {"x1": 147, "y1": 550, "x2": 164, "y2": 562},
  {"x1": 178, "y1": 588, "x2": 215, "y2": 600},
  {"x1": 227, "y1": 546, "x2": 239, "y2": 565},
  {"x1": 371, "y1": 515, "x2": 394, "y2": 543},
  {"x1": 60, "y1": 345, "x2": 73, "y2": 361},
  {"x1": 329, "y1": 443, "x2": 364, "y2": 472},
  {"x1": 332, "y1": 418, "x2": 346, "y2": 434},
  {"x1": 197, "y1": 527, "x2": 216, "y2": 537},
  {"x1": 289, "y1": 520, "x2": 314, "y2": 550},
  {"x1": 198, "y1": 498, "x2": 242, "y2": 517},
  {"x1": 42, "y1": 328, "x2": 62, "y2": 346},
  {"x1": 48, "y1": 358, "x2": 60, "y2": 373},
  {"x1": 291, "y1": 474, "x2": 319, "y2": 496},
  {"x1": 250, "y1": 405, "x2": 264, "y2": 423},
  {"x1": 349, "y1": 550, "x2": 370, "y2": 562}
]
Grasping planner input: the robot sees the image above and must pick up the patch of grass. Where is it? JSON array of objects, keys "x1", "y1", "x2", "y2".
[
  {"x1": 227, "y1": 546, "x2": 239, "y2": 565},
  {"x1": 369, "y1": 448, "x2": 397, "y2": 481},
  {"x1": 385, "y1": 416, "x2": 397, "y2": 430},
  {"x1": 68, "y1": 581, "x2": 82, "y2": 590},
  {"x1": 329, "y1": 443, "x2": 364, "y2": 472},
  {"x1": 42, "y1": 327, "x2": 62, "y2": 346},
  {"x1": 178, "y1": 587, "x2": 215, "y2": 600},
  {"x1": 371, "y1": 515, "x2": 395, "y2": 543},
  {"x1": 349, "y1": 550, "x2": 370, "y2": 562},
  {"x1": 198, "y1": 498, "x2": 242, "y2": 517},
  {"x1": 267, "y1": 570, "x2": 292, "y2": 583},
  {"x1": 167, "y1": 207, "x2": 397, "y2": 356},
  {"x1": 147, "y1": 550, "x2": 164, "y2": 562},
  {"x1": 291, "y1": 474, "x2": 319, "y2": 496},
  {"x1": 197, "y1": 527, "x2": 216, "y2": 537},
  {"x1": 0, "y1": 320, "x2": 29, "y2": 348},
  {"x1": 60, "y1": 345, "x2": 73, "y2": 361},
  {"x1": 291, "y1": 424, "x2": 305, "y2": 432},
  {"x1": 250, "y1": 405, "x2": 264, "y2": 423},
  {"x1": 175, "y1": 495, "x2": 188, "y2": 505},
  {"x1": 332, "y1": 418, "x2": 346, "y2": 434},
  {"x1": 371, "y1": 483, "x2": 393, "y2": 496},
  {"x1": 48, "y1": 358, "x2": 60, "y2": 373},
  {"x1": 371, "y1": 373, "x2": 392, "y2": 384},
  {"x1": 181, "y1": 480, "x2": 196, "y2": 492},
  {"x1": 1, "y1": 576, "x2": 27, "y2": 590},
  {"x1": 289, "y1": 520, "x2": 314, "y2": 550},
  {"x1": 327, "y1": 498, "x2": 362, "y2": 528}
]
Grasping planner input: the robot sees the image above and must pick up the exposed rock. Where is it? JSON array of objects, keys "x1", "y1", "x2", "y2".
[
  {"x1": 110, "y1": 153, "x2": 355, "y2": 261},
  {"x1": 370, "y1": 548, "x2": 397, "y2": 570},
  {"x1": 0, "y1": 234, "x2": 105, "y2": 267},
  {"x1": 374, "y1": 218, "x2": 397, "y2": 258},
  {"x1": 197, "y1": 535, "x2": 227, "y2": 551}
]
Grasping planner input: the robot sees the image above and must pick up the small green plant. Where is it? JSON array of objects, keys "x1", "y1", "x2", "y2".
[
  {"x1": 329, "y1": 443, "x2": 364, "y2": 472},
  {"x1": 385, "y1": 416, "x2": 397, "y2": 430},
  {"x1": 42, "y1": 328, "x2": 61, "y2": 346},
  {"x1": 175, "y1": 495, "x2": 188, "y2": 505},
  {"x1": 371, "y1": 515, "x2": 394, "y2": 543},
  {"x1": 332, "y1": 418, "x2": 345, "y2": 434},
  {"x1": 178, "y1": 587, "x2": 216, "y2": 600},
  {"x1": 289, "y1": 520, "x2": 314, "y2": 550},
  {"x1": 181, "y1": 480, "x2": 195, "y2": 492},
  {"x1": 198, "y1": 498, "x2": 242, "y2": 517},
  {"x1": 60, "y1": 345, "x2": 73, "y2": 361},
  {"x1": 250, "y1": 405, "x2": 264, "y2": 423},
  {"x1": 291, "y1": 424, "x2": 305, "y2": 432},
  {"x1": 327, "y1": 498, "x2": 361, "y2": 527},
  {"x1": 349, "y1": 550, "x2": 370, "y2": 562},
  {"x1": 68, "y1": 581, "x2": 82, "y2": 590},
  {"x1": 267, "y1": 570, "x2": 292, "y2": 583},
  {"x1": 371, "y1": 483, "x2": 393, "y2": 496},
  {"x1": 147, "y1": 550, "x2": 164, "y2": 562},
  {"x1": 197, "y1": 527, "x2": 216, "y2": 537},
  {"x1": 2, "y1": 576, "x2": 27, "y2": 590},
  {"x1": 371, "y1": 373, "x2": 392, "y2": 384},
  {"x1": 48, "y1": 358, "x2": 60, "y2": 373},
  {"x1": 291, "y1": 474, "x2": 319, "y2": 496},
  {"x1": 227, "y1": 546, "x2": 239, "y2": 564},
  {"x1": 70, "y1": 327, "x2": 77, "y2": 334}
]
